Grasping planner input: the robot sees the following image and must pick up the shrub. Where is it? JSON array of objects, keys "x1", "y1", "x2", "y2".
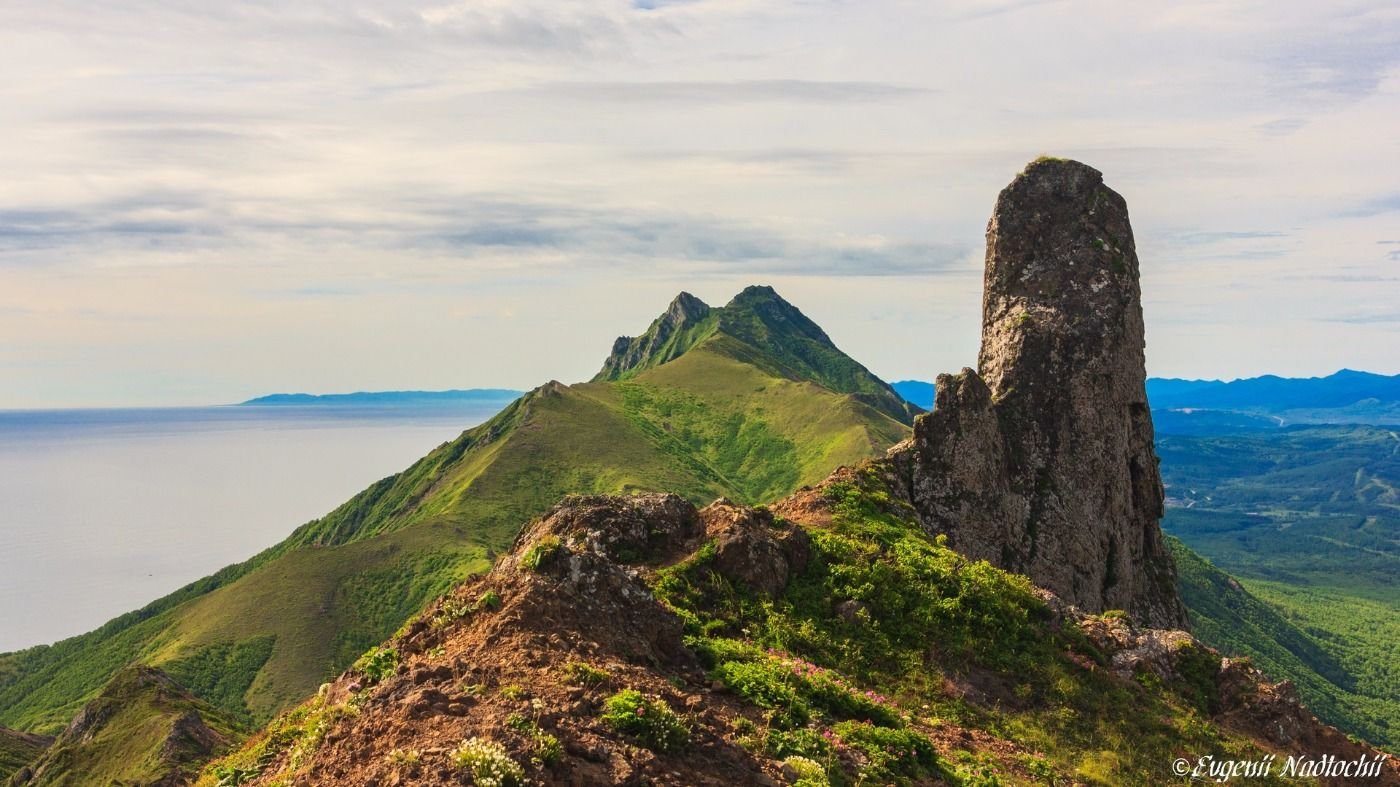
[
  {"x1": 212, "y1": 766, "x2": 260, "y2": 786},
  {"x1": 531, "y1": 729, "x2": 562, "y2": 765},
  {"x1": 522, "y1": 536, "x2": 563, "y2": 571},
  {"x1": 716, "y1": 659, "x2": 809, "y2": 728},
  {"x1": 507, "y1": 712, "x2": 562, "y2": 766},
  {"x1": 562, "y1": 661, "x2": 611, "y2": 688},
  {"x1": 712, "y1": 648, "x2": 903, "y2": 730},
  {"x1": 783, "y1": 755, "x2": 831, "y2": 787},
  {"x1": 449, "y1": 737, "x2": 526, "y2": 787},
  {"x1": 601, "y1": 689, "x2": 688, "y2": 753},
  {"x1": 686, "y1": 636, "x2": 761, "y2": 669},
  {"x1": 387, "y1": 747, "x2": 421, "y2": 765},
  {"x1": 476, "y1": 589, "x2": 502, "y2": 611},
  {"x1": 832, "y1": 721, "x2": 937, "y2": 781},
  {"x1": 765, "y1": 727, "x2": 831, "y2": 760},
  {"x1": 354, "y1": 647, "x2": 398, "y2": 685},
  {"x1": 434, "y1": 597, "x2": 469, "y2": 626}
]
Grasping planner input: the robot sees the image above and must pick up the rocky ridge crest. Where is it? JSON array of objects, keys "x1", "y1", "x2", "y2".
[{"x1": 200, "y1": 482, "x2": 1397, "y2": 785}]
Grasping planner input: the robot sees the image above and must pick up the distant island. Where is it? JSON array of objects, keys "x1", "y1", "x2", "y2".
[{"x1": 238, "y1": 388, "x2": 523, "y2": 406}]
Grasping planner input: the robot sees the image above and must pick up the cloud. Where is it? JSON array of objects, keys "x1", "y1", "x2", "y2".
[
  {"x1": 0, "y1": 199, "x2": 225, "y2": 256},
  {"x1": 1339, "y1": 194, "x2": 1400, "y2": 218},
  {"x1": 1256, "y1": 117, "x2": 1307, "y2": 136},
  {"x1": 632, "y1": 0, "x2": 704, "y2": 9},
  {"x1": 416, "y1": 198, "x2": 970, "y2": 276},
  {"x1": 0, "y1": 188, "x2": 968, "y2": 278},
  {"x1": 521, "y1": 79, "x2": 931, "y2": 105},
  {"x1": 1156, "y1": 230, "x2": 1290, "y2": 246},
  {"x1": 4, "y1": 0, "x2": 1400, "y2": 404},
  {"x1": 1323, "y1": 311, "x2": 1400, "y2": 324}
]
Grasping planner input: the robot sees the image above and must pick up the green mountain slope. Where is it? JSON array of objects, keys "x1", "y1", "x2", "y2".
[
  {"x1": 0, "y1": 726, "x2": 49, "y2": 780},
  {"x1": 18, "y1": 665, "x2": 241, "y2": 787},
  {"x1": 596, "y1": 286, "x2": 920, "y2": 425},
  {"x1": 0, "y1": 286, "x2": 911, "y2": 744},
  {"x1": 1159, "y1": 424, "x2": 1400, "y2": 750},
  {"x1": 1169, "y1": 539, "x2": 1398, "y2": 750}
]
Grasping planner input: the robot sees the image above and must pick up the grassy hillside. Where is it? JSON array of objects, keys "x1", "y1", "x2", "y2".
[
  {"x1": 21, "y1": 665, "x2": 242, "y2": 787},
  {"x1": 0, "y1": 289, "x2": 911, "y2": 746},
  {"x1": 1159, "y1": 425, "x2": 1400, "y2": 751},
  {"x1": 0, "y1": 726, "x2": 49, "y2": 780}
]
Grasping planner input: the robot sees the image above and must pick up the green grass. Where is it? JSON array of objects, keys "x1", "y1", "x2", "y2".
[
  {"x1": 192, "y1": 690, "x2": 362, "y2": 787},
  {"x1": 0, "y1": 524, "x2": 488, "y2": 735},
  {"x1": 656, "y1": 468, "x2": 1287, "y2": 785},
  {"x1": 0, "y1": 313, "x2": 911, "y2": 743}
]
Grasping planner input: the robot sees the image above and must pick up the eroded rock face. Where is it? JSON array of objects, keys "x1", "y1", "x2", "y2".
[
  {"x1": 698, "y1": 499, "x2": 809, "y2": 598},
  {"x1": 891, "y1": 158, "x2": 1188, "y2": 628}
]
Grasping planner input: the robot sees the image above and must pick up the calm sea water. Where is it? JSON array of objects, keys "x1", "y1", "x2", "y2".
[{"x1": 0, "y1": 403, "x2": 508, "y2": 652}]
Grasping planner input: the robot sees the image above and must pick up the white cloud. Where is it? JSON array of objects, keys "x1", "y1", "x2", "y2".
[{"x1": 1, "y1": 0, "x2": 1399, "y2": 405}]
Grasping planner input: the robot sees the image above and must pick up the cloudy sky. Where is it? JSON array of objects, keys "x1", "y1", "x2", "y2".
[{"x1": 2, "y1": 0, "x2": 1398, "y2": 407}]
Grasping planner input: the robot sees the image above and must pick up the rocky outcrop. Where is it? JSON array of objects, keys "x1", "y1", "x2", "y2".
[
  {"x1": 890, "y1": 157, "x2": 1188, "y2": 627},
  {"x1": 594, "y1": 292, "x2": 714, "y2": 381}
]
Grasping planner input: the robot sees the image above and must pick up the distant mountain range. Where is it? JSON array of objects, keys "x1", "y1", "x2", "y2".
[
  {"x1": 239, "y1": 389, "x2": 522, "y2": 406},
  {"x1": 889, "y1": 379, "x2": 935, "y2": 410},
  {"x1": 1148, "y1": 368, "x2": 1400, "y2": 409},
  {"x1": 893, "y1": 369, "x2": 1400, "y2": 426}
]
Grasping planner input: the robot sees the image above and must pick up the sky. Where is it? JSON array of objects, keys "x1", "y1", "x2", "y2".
[{"x1": 2, "y1": 0, "x2": 1398, "y2": 408}]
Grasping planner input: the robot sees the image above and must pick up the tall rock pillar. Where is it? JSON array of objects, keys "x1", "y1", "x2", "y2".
[{"x1": 898, "y1": 158, "x2": 1188, "y2": 628}]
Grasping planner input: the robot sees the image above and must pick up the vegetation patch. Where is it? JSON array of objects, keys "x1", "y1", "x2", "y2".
[
  {"x1": 449, "y1": 737, "x2": 526, "y2": 787},
  {"x1": 561, "y1": 661, "x2": 611, "y2": 689},
  {"x1": 352, "y1": 647, "x2": 397, "y2": 685},
  {"x1": 600, "y1": 689, "x2": 688, "y2": 753},
  {"x1": 831, "y1": 721, "x2": 938, "y2": 782},
  {"x1": 164, "y1": 637, "x2": 275, "y2": 725},
  {"x1": 644, "y1": 468, "x2": 1298, "y2": 782},
  {"x1": 521, "y1": 536, "x2": 564, "y2": 572}
]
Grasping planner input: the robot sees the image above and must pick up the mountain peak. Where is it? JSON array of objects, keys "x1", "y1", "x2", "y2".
[
  {"x1": 593, "y1": 291, "x2": 718, "y2": 383},
  {"x1": 592, "y1": 286, "x2": 917, "y2": 424},
  {"x1": 726, "y1": 283, "x2": 782, "y2": 305},
  {"x1": 666, "y1": 290, "x2": 711, "y2": 321}
]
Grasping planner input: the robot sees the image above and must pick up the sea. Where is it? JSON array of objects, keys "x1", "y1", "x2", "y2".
[{"x1": 0, "y1": 402, "x2": 509, "y2": 653}]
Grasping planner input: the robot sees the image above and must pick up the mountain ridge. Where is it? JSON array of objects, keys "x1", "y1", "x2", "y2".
[
  {"x1": 194, "y1": 467, "x2": 1398, "y2": 786},
  {"x1": 0, "y1": 286, "x2": 914, "y2": 774},
  {"x1": 893, "y1": 369, "x2": 1400, "y2": 417}
]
